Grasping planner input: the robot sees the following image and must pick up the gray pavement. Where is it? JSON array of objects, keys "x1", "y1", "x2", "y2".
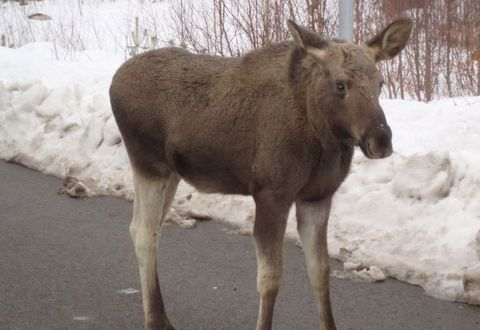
[{"x1": 0, "y1": 160, "x2": 479, "y2": 330}]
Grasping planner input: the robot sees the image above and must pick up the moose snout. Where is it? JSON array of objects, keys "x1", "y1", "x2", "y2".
[{"x1": 359, "y1": 123, "x2": 393, "y2": 159}]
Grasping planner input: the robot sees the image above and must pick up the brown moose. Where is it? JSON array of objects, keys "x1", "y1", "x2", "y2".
[{"x1": 110, "y1": 18, "x2": 413, "y2": 330}]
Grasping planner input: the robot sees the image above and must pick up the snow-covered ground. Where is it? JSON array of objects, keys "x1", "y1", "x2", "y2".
[{"x1": 1, "y1": 0, "x2": 479, "y2": 307}]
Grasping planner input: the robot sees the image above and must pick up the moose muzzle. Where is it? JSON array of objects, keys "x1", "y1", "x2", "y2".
[{"x1": 359, "y1": 123, "x2": 393, "y2": 159}]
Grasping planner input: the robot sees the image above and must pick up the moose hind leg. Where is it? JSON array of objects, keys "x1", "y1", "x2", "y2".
[
  {"x1": 296, "y1": 198, "x2": 336, "y2": 330},
  {"x1": 130, "y1": 168, "x2": 179, "y2": 330}
]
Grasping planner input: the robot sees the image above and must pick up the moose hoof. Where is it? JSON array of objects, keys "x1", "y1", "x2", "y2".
[{"x1": 146, "y1": 318, "x2": 175, "y2": 330}]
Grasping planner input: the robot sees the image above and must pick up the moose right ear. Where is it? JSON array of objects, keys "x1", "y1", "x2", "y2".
[
  {"x1": 287, "y1": 20, "x2": 328, "y2": 51},
  {"x1": 366, "y1": 18, "x2": 413, "y2": 61}
]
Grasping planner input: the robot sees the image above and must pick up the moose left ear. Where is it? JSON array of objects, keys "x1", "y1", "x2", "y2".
[
  {"x1": 287, "y1": 19, "x2": 328, "y2": 51},
  {"x1": 366, "y1": 19, "x2": 413, "y2": 61}
]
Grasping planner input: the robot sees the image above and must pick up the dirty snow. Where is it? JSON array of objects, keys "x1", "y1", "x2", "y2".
[{"x1": 1, "y1": 42, "x2": 480, "y2": 306}]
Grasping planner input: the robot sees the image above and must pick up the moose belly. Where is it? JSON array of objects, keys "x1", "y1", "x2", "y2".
[{"x1": 170, "y1": 150, "x2": 250, "y2": 195}]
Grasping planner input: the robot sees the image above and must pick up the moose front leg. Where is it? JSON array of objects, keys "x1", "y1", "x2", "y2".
[
  {"x1": 296, "y1": 197, "x2": 336, "y2": 330},
  {"x1": 253, "y1": 191, "x2": 291, "y2": 330}
]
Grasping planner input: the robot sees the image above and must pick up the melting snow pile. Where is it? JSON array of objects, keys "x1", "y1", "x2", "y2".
[{"x1": 1, "y1": 43, "x2": 479, "y2": 305}]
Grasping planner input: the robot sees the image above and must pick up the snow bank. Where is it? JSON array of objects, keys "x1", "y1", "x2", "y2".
[{"x1": 1, "y1": 43, "x2": 479, "y2": 305}]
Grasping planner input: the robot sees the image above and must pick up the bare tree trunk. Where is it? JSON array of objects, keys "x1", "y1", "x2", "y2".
[
  {"x1": 286, "y1": 0, "x2": 296, "y2": 22},
  {"x1": 477, "y1": 60, "x2": 480, "y2": 96},
  {"x1": 263, "y1": 0, "x2": 271, "y2": 47},
  {"x1": 445, "y1": 0, "x2": 453, "y2": 97},
  {"x1": 478, "y1": 34, "x2": 480, "y2": 95},
  {"x1": 411, "y1": 9, "x2": 422, "y2": 101},
  {"x1": 424, "y1": 5, "x2": 432, "y2": 101},
  {"x1": 398, "y1": 53, "x2": 405, "y2": 99}
]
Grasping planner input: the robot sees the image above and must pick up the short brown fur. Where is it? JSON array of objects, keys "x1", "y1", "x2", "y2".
[{"x1": 110, "y1": 19, "x2": 412, "y2": 330}]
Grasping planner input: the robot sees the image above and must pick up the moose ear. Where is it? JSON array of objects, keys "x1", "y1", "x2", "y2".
[
  {"x1": 366, "y1": 19, "x2": 413, "y2": 61},
  {"x1": 287, "y1": 19, "x2": 328, "y2": 51}
]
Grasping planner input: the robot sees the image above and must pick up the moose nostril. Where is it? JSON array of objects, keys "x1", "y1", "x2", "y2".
[
  {"x1": 377, "y1": 123, "x2": 392, "y2": 139},
  {"x1": 378, "y1": 134, "x2": 391, "y2": 150},
  {"x1": 376, "y1": 123, "x2": 386, "y2": 130}
]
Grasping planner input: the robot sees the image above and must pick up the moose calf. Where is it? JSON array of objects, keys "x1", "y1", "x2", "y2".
[{"x1": 110, "y1": 18, "x2": 412, "y2": 330}]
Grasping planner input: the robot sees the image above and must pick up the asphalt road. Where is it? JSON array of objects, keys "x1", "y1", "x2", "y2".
[{"x1": 1, "y1": 160, "x2": 479, "y2": 330}]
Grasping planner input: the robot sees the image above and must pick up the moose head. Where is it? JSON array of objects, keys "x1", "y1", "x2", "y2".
[{"x1": 287, "y1": 19, "x2": 413, "y2": 159}]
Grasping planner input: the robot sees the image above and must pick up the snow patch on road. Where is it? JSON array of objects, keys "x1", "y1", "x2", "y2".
[
  {"x1": 117, "y1": 288, "x2": 140, "y2": 295},
  {"x1": 333, "y1": 262, "x2": 386, "y2": 282}
]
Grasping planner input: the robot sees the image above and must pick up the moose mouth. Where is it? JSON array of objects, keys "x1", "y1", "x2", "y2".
[
  {"x1": 359, "y1": 140, "x2": 392, "y2": 159},
  {"x1": 360, "y1": 140, "x2": 376, "y2": 159}
]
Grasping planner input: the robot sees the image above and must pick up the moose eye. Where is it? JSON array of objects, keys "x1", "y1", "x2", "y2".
[
  {"x1": 336, "y1": 81, "x2": 346, "y2": 92},
  {"x1": 336, "y1": 81, "x2": 347, "y2": 97}
]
